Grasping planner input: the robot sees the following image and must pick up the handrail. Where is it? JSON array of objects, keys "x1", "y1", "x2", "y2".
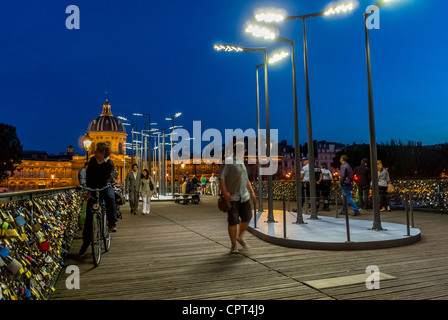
[{"x1": 0, "y1": 187, "x2": 77, "y2": 205}]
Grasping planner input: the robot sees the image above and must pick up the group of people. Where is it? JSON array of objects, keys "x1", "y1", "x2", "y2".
[
  {"x1": 342, "y1": 156, "x2": 391, "y2": 214},
  {"x1": 77, "y1": 141, "x2": 393, "y2": 257},
  {"x1": 77, "y1": 140, "x2": 255, "y2": 256},
  {"x1": 300, "y1": 157, "x2": 334, "y2": 211},
  {"x1": 301, "y1": 155, "x2": 392, "y2": 215},
  {"x1": 181, "y1": 172, "x2": 219, "y2": 196},
  {"x1": 125, "y1": 164, "x2": 157, "y2": 215}
]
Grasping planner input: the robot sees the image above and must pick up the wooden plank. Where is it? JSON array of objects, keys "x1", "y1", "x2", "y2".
[{"x1": 51, "y1": 197, "x2": 448, "y2": 300}]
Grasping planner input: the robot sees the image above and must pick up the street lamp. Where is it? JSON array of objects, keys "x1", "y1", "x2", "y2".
[
  {"x1": 254, "y1": 2, "x2": 355, "y2": 220},
  {"x1": 133, "y1": 113, "x2": 156, "y2": 170},
  {"x1": 246, "y1": 23, "x2": 305, "y2": 224},
  {"x1": 166, "y1": 112, "x2": 182, "y2": 197},
  {"x1": 364, "y1": 0, "x2": 393, "y2": 231},
  {"x1": 118, "y1": 116, "x2": 137, "y2": 164},
  {"x1": 253, "y1": 50, "x2": 288, "y2": 215},
  {"x1": 214, "y1": 43, "x2": 275, "y2": 222},
  {"x1": 83, "y1": 133, "x2": 92, "y2": 161}
]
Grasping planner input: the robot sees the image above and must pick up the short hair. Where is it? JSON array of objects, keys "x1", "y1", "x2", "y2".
[
  {"x1": 96, "y1": 141, "x2": 112, "y2": 157},
  {"x1": 132, "y1": 164, "x2": 138, "y2": 169},
  {"x1": 361, "y1": 158, "x2": 368, "y2": 165},
  {"x1": 341, "y1": 155, "x2": 349, "y2": 162}
]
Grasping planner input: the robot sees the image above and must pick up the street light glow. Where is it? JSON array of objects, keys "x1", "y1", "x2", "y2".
[
  {"x1": 255, "y1": 12, "x2": 284, "y2": 23},
  {"x1": 268, "y1": 51, "x2": 289, "y2": 64},
  {"x1": 245, "y1": 24, "x2": 276, "y2": 40},
  {"x1": 213, "y1": 45, "x2": 244, "y2": 52},
  {"x1": 324, "y1": 3, "x2": 355, "y2": 15}
]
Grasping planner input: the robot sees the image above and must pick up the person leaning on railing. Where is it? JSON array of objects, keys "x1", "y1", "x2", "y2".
[{"x1": 79, "y1": 141, "x2": 119, "y2": 256}]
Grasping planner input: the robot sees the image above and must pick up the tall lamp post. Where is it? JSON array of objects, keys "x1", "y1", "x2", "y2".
[
  {"x1": 133, "y1": 113, "x2": 157, "y2": 170},
  {"x1": 255, "y1": 3, "x2": 354, "y2": 219},
  {"x1": 246, "y1": 23, "x2": 305, "y2": 224},
  {"x1": 118, "y1": 116, "x2": 137, "y2": 165},
  {"x1": 166, "y1": 112, "x2": 182, "y2": 197},
  {"x1": 364, "y1": 0, "x2": 393, "y2": 231},
  {"x1": 214, "y1": 44, "x2": 275, "y2": 222}
]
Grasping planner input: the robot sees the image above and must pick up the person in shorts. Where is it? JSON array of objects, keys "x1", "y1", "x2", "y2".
[{"x1": 219, "y1": 141, "x2": 257, "y2": 254}]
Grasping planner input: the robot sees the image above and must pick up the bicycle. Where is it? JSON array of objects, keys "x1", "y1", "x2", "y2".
[{"x1": 83, "y1": 185, "x2": 112, "y2": 267}]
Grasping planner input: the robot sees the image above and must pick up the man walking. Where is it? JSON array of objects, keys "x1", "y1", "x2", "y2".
[
  {"x1": 353, "y1": 158, "x2": 370, "y2": 212},
  {"x1": 126, "y1": 164, "x2": 141, "y2": 215},
  {"x1": 209, "y1": 173, "x2": 218, "y2": 196},
  {"x1": 339, "y1": 155, "x2": 361, "y2": 216}
]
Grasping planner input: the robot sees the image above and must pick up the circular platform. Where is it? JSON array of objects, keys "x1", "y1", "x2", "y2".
[{"x1": 248, "y1": 210, "x2": 421, "y2": 251}]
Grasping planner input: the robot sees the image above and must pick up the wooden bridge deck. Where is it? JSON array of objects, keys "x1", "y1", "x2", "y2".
[{"x1": 51, "y1": 196, "x2": 448, "y2": 300}]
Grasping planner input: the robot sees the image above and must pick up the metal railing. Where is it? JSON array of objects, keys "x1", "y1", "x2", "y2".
[
  {"x1": 252, "y1": 190, "x2": 418, "y2": 243},
  {"x1": 0, "y1": 187, "x2": 83, "y2": 300}
]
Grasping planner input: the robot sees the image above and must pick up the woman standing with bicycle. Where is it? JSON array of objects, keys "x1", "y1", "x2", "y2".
[
  {"x1": 79, "y1": 142, "x2": 119, "y2": 256},
  {"x1": 140, "y1": 169, "x2": 157, "y2": 215}
]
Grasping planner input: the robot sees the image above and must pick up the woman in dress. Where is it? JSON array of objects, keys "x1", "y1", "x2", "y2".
[
  {"x1": 200, "y1": 175, "x2": 207, "y2": 195},
  {"x1": 139, "y1": 169, "x2": 157, "y2": 215}
]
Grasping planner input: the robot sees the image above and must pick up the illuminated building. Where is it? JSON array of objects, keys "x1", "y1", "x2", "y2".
[{"x1": 2, "y1": 100, "x2": 130, "y2": 191}]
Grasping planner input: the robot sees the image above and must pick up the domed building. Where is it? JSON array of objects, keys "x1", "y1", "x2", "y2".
[
  {"x1": 2, "y1": 99, "x2": 132, "y2": 191},
  {"x1": 86, "y1": 100, "x2": 127, "y2": 155}
]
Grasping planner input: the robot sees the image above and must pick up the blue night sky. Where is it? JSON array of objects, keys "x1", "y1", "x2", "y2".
[{"x1": 1, "y1": 0, "x2": 447, "y2": 155}]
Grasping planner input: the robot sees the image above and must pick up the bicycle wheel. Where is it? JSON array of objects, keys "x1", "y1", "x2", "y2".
[
  {"x1": 91, "y1": 210, "x2": 102, "y2": 267},
  {"x1": 103, "y1": 210, "x2": 111, "y2": 252}
]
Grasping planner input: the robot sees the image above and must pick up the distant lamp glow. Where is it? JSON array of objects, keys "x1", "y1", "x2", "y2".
[
  {"x1": 255, "y1": 12, "x2": 284, "y2": 23},
  {"x1": 214, "y1": 45, "x2": 244, "y2": 52},
  {"x1": 268, "y1": 51, "x2": 289, "y2": 64},
  {"x1": 245, "y1": 24, "x2": 276, "y2": 40},
  {"x1": 324, "y1": 3, "x2": 354, "y2": 15}
]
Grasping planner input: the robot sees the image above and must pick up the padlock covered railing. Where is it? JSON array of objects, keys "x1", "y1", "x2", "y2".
[{"x1": 0, "y1": 187, "x2": 83, "y2": 300}]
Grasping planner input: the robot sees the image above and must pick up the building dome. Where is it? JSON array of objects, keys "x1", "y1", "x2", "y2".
[{"x1": 87, "y1": 100, "x2": 126, "y2": 134}]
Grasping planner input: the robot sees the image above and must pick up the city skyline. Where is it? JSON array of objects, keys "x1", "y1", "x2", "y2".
[{"x1": 1, "y1": 0, "x2": 447, "y2": 155}]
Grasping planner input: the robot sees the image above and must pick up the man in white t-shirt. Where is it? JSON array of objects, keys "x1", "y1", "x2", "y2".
[{"x1": 318, "y1": 164, "x2": 333, "y2": 211}]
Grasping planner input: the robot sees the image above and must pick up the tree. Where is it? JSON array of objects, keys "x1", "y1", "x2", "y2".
[{"x1": 0, "y1": 123, "x2": 23, "y2": 183}]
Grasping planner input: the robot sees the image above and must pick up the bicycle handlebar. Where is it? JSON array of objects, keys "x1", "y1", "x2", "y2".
[{"x1": 81, "y1": 184, "x2": 111, "y2": 192}]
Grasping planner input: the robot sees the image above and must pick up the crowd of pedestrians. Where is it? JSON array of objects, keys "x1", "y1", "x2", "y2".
[{"x1": 297, "y1": 154, "x2": 392, "y2": 215}]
